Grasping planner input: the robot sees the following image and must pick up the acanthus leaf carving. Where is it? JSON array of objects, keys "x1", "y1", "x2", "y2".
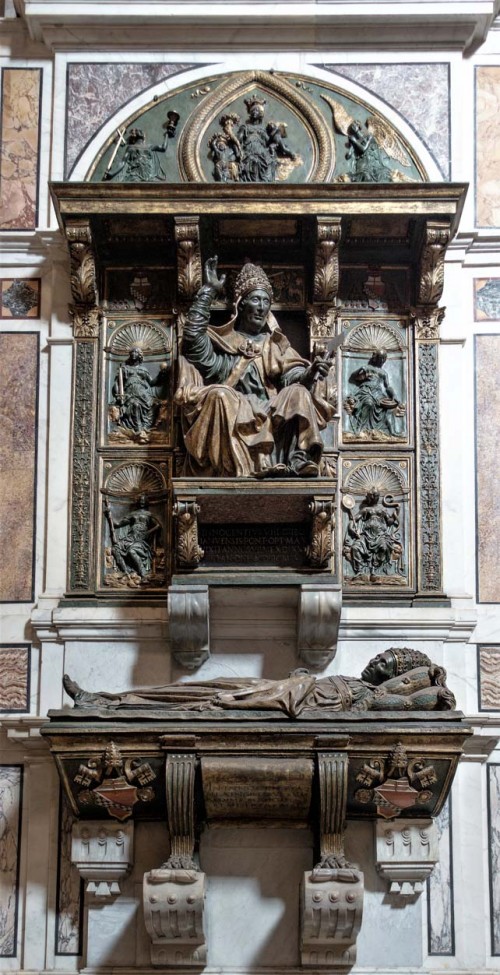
[
  {"x1": 174, "y1": 500, "x2": 204, "y2": 569},
  {"x1": 305, "y1": 499, "x2": 334, "y2": 569},
  {"x1": 314, "y1": 219, "x2": 341, "y2": 303},
  {"x1": 175, "y1": 217, "x2": 202, "y2": 301},
  {"x1": 418, "y1": 221, "x2": 451, "y2": 306}
]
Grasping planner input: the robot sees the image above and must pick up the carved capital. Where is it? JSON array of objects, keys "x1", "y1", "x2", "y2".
[
  {"x1": 143, "y1": 868, "x2": 207, "y2": 967},
  {"x1": 307, "y1": 305, "x2": 339, "y2": 340},
  {"x1": 69, "y1": 304, "x2": 102, "y2": 338},
  {"x1": 71, "y1": 821, "x2": 134, "y2": 898},
  {"x1": 418, "y1": 220, "x2": 451, "y2": 306},
  {"x1": 375, "y1": 819, "x2": 438, "y2": 896},
  {"x1": 66, "y1": 220, "x2": 98, "y2": 308},
  {"x1": 305, "y1": 499, "x2": 334, "y2": 569},
  {"x1": 174, "y1": 500, "x2": 204, "y2": 569},
  {"x1": 175, "y1": 216, "x2": 202, "y2": 301},
  {"x1": 168, "y1": 584, "x2": 210, "y2": 670},
  {"x1": 410, "y1": 305, "x2": 445, "y2": 342},
  {"x1": 297, "y1": 584, "x2": 341, "y2": 668},
  {"x1": 313, "y1": 218, "x2": 342, "y2": 303}
]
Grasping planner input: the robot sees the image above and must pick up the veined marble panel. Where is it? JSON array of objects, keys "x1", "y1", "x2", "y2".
[
  {"x1": 0, "y1": 766, "x2": 23, "y2": 957},
  {"x1": 479, "y1": 646, "x2": 500, "y2": 711},
  {"x1": 55, "y1": 793, "x2": 83, "y2": 955},
  {"x1": 487, "y1": 765, "x2": 500, "y2": 955},
  {"x1": 323, "y1": 62, "x2": 450, "y2": 177},
  {"x1": 475, "y1": 335, "x2": 500, "y2": 602},
  {"x1": 0, "y1": 646, "x2": 30, "y2": 712},
  {"x1": 427, "y1": 796, "x2": 454, "y2": 955},
  {"x1": 65, "y1": 62, "x2": 196, "y2": 176},
  {"x1": 0, "y1": 69, "x2": 41, "y2": 230},
  {"x1": 476, "y1": 67, "x2": 500, "y2": 228},
  {"x1": 0, "y1": 279, "x2": 40, "y2": 320},
  {"x1": 474, "y1": 278, "x2": 500, "y2": 322},
  {"x1": 0, "y1": 333, "x2": 39, "y2": 602}
]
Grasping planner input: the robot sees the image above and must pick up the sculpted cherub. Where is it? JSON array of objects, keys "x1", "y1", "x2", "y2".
[{"x1": 321, "y1": 95, "x2": 413, "y2": 183}]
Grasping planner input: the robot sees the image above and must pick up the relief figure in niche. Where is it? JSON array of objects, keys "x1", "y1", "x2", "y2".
[
  {"x1": 103, "y1": 114, "x2": 179, "y2": 182},
  {"x1": 175, "y1": 257, "x2": 335, "y2": 478},
  {"x1": 64, "y1": 647, "x2": 456, "y2": 715},
  {"x1": 344, "y1": 350, "x2": 405, "y2": 440},
  {"x1": 207, "y1": 97, "x2": 300, "y2": 183},
  {"x1": 343, "y1": 490, "x2": 404, "y2": 584},
  {"x1": 104, "y1": 494, "x2": 164, "y2": 588},
  {"x1": 109, "y1": 347, "x2": 169, "y2": 444}
]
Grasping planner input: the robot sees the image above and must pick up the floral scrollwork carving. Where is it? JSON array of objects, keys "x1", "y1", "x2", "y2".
[
  {"x1": 175, "y1": 217, "x2": 202, "y2": 301},
  {"x1": 418, "y1": 221, "x2": 451, "y2": 306},
  {"x1": 305, "y1": 499, "x2": 334, "y2": 569},
  {"x1": 174, "y1": 500, "x2": 204, "y2": 569}
]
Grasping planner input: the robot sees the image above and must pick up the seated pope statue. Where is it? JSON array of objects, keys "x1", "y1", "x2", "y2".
[
  {"x1": 63, "y1": 648, "x2": 456, "y2": 716},
  {"x1": 175, "y1": 257, "x2": 334, "y2": 477}
]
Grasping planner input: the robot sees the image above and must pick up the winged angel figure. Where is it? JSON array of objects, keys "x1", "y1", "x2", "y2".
[{"x1": 322, "y1": 95, "x2": 413, "y2": 183}]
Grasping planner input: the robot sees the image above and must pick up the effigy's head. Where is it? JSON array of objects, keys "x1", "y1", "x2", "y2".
[
  {"x1": 234, "y1": 263, "x2": 273, "y2": 335},
  {"x1": 361, "y1": 646, "x2": 432, "y2": 685}
]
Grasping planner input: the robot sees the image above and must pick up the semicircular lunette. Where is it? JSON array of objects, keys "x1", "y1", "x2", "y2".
[{"x1": 104, "y1": 462, "x2": 166, "y2": 498}]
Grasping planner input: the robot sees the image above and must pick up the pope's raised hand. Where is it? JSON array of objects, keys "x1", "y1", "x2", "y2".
[{"x1": 204, "y1": 256, "x2": 226, "y2": 295}]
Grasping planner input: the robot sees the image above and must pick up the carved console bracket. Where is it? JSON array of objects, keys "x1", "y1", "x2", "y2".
[
  {"x1": 301, "y1": 748, "x2": 364, "y2": 970},
  {"x1": 297, "y1": 584, "x2": 342, "y2": 667},
  {"x1": 71, "y1": 821, "x2": 134, "y2": 898},
  {"x1": 375, "y1": 818, "x2": 438, "y2": 897},
  {"x1": 314, "y1": 217, "x2": 342, "y2": 304},
  {"x1": 175, "y1": 216, "x2": 202, "y2": 303},
  {"x1": 173, "y1": 499, "x2": 204, "y2": 570},
  {"x1": 144, "y1": 750, "x2": 207, "y2": 967},
  {"x1": 167, "y1": 583, "x2": 210, "y2": 669},
  {"x1": 66, "y1": 219, "x2": 101, "y2": 337}
]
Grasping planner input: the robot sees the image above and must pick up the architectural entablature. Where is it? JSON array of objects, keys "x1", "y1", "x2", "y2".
[{"x1": 15, "y1": 0, "x2": 499, "y2": 55}]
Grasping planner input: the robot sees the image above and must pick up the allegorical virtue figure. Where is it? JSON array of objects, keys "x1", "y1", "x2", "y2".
[
  {"x1": 175, "y1": 257, "x2": 334, "y2": 478},
  {"x1": 111, "y1": 347, "x2": 169, "y2": 436},
  {"x1": 344, "y1": 351, "x2": 402, "y2": 437},
  {"x1": 105, "y1": 494, "x2": 162, "y2": 579},
  {"x1": 63, "y1": 647, "x2": 456, "y2": 715},
  {"x1": 343, "y1": 489, "x2": 402, "y2": 581}
]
